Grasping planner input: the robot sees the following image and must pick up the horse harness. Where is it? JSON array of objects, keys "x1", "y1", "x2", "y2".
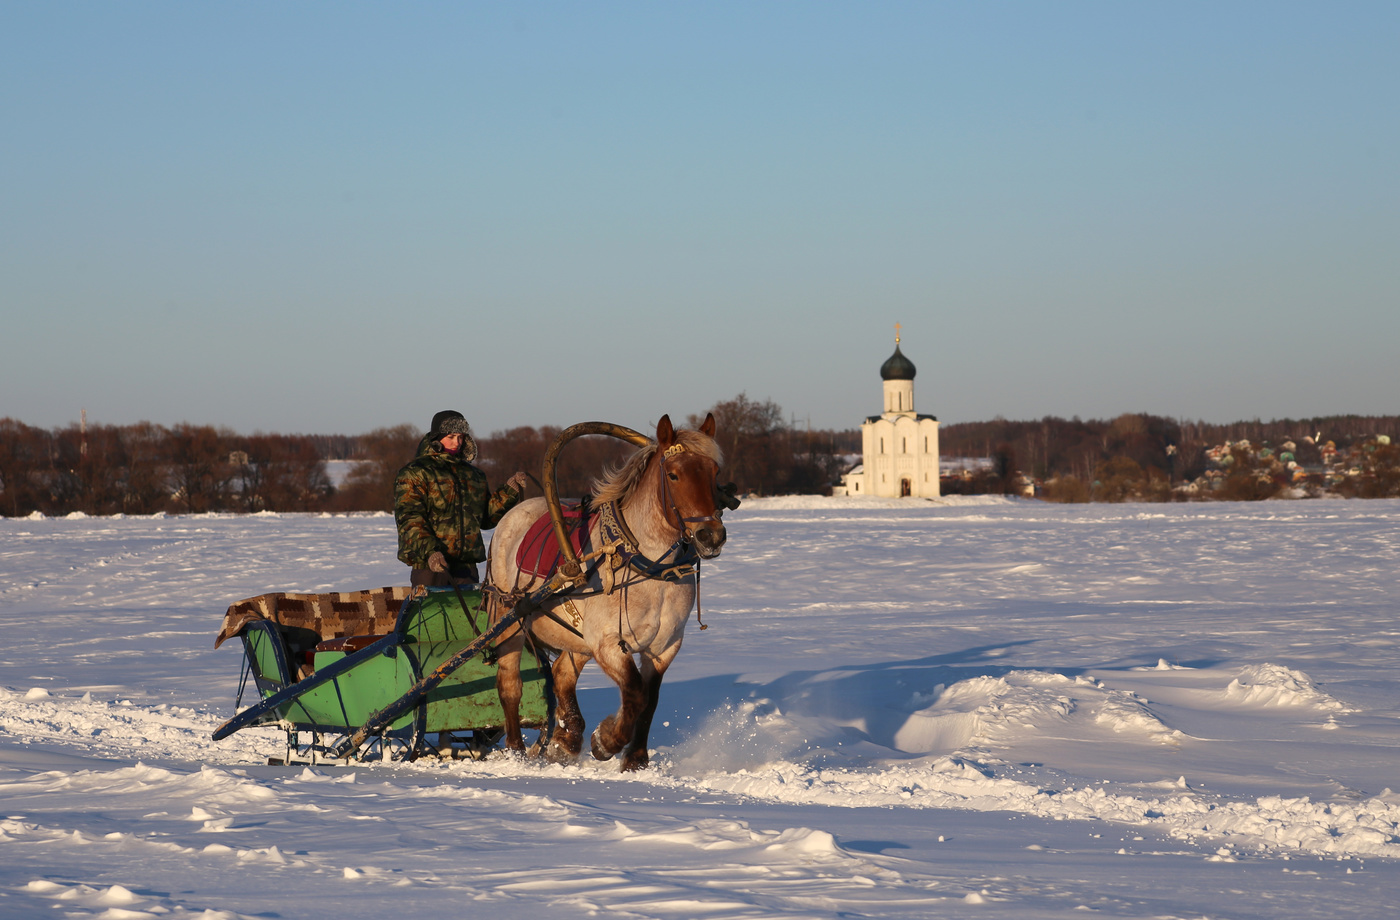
[{"x1": 487, "y1": 441, "x2": 718, "y2": 648}]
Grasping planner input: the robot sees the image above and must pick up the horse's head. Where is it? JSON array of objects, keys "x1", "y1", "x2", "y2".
[{"x1": 655, "y1": 413, "x2": 727, "y2": 558}]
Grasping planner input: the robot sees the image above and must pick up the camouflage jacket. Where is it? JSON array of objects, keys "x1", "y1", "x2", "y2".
[{"x1": 393, "y1": 436, "x2": 522, "y2": 569}]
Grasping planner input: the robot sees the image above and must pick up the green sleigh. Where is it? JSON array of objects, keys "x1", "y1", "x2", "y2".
[{"x1": 213, "y1": 585, "x2": 550, "y2": 764}]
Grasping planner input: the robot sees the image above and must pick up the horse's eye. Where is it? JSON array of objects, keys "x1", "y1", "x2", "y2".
[{"x1": 668, "y1": 472, "x2": 679, "y2": 481}]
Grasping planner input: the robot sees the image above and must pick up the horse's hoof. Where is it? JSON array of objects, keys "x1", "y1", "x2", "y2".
[
  {"x1": 591, "y1": 723, "x2": 625, "y2": 761},
  {"x1": 545, "y1": 738, "x2": 579, "y2": 764},
  {"x1": 620, "y1": 749, "x2": 650, "y2": 772},
  {"x1": 590, "y1": 727, "x2": 612, "y2": 760},
  {"x1": 590, "y1": 716, "x2": 622, "y2": 760}
]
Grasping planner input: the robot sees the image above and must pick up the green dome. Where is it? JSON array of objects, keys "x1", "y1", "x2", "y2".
[{"x1": 880, "y1": 344, "x2": 916, "y2": 380}]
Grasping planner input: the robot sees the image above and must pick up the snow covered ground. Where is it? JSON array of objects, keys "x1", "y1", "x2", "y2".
[{"x1": 3, "y1": 496, "x2": 1399, "y2": 918}]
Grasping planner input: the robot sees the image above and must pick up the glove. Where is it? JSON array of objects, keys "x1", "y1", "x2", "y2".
[
  {"x1": 507, "y1": 471, "x2": 527, "y2": 492},
  {"x1": 427, "y1": 551, "x2": 448, "y2": 573}
]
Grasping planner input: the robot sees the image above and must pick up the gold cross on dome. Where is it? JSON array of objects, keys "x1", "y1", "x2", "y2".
[{"x1": 895, "y1": 322, "x2": 902, "y2": 344}]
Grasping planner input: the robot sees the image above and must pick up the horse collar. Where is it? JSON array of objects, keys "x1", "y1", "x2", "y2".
[
  {"x1": 599, "y1": 499, "x2": 640, "y2": 558},
  {"x1": 598, "y1": 499, "x2": 698, "y2": 584}
]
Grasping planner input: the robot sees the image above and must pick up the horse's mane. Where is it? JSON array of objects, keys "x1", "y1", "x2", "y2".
[{"x1": 591, "y1": 428, "x2": 723, "y2": 505}]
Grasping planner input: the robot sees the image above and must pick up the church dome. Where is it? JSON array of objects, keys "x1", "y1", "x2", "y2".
[{"x1": 880, "y1": 344, "x2": 916, "y2": 380}]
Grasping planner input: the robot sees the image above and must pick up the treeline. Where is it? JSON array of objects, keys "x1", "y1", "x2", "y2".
[
  {"x1": 0, "y1": 419, "x2": 335, "y2": 517},
  {"x1": 0, "y1": 394, "x2": 859, "y2": 517},
  {"x1": 7, "y1": 408, "x2": 1396, "y2": 517},
  {"x1": 940, "y1": 413, "x2": 1400, "y2": 500}
]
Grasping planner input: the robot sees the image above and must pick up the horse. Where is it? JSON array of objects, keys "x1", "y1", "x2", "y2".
[{"x1": 485, "y1": 413, "x2": 728, "y2": 771}]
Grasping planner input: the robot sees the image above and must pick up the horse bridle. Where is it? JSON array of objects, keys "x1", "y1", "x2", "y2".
[{"x1": 657, "y1": 443, "x2": 723, "y2": 543}]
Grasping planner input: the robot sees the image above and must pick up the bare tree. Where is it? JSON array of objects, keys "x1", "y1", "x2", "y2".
[
  {"x1": 477, "y1": 426, "x2": 632, "y2": 501},
  {"x1": 689, "y1": 393, "x2": 784, "y2": 494},
  {"x1": 167, "y1": 424, "x2": 233, "y2": 513},
  {"x1": 120, "y1": 422, "x2": 171, "y2": 514},
  {"x1": 235, "y1": 434, "x2": 332, "y2": 511},
  {"x1": 329, "y1": 424, "x2": 420, "y2": 512},
  {"x1": 0, "y1": 418, "x2": 47, "y2": 516}
]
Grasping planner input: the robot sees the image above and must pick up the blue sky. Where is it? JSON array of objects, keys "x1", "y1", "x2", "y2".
[{"x1": 3, "y1": 3, "x2": 1397, "y2": 437}]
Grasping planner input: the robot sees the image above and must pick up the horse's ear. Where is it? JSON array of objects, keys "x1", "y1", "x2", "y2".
[
  {"x1": 700, "y1": 412, "x2": 716, "y2": 438},
  {"x1": 656, "y1": 414, "x2": 675, "y2": 447}
]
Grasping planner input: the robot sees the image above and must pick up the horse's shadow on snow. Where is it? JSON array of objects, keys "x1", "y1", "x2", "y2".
[
  {"x1": 574, "y1": 639, "x2": 1034, "y2": 757},
  {"x1": 573, "y1": 634, "x2": 1225, "y2": 759}
]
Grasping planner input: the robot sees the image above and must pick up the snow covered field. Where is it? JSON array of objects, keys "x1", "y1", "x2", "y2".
[{"x1": 3, "y1": 496, "x2": 1399, "y2": 919}]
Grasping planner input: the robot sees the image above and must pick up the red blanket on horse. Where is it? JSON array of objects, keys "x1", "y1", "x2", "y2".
[{"x1": 515, "y1": 501, "x2": 595, "y2": 578}]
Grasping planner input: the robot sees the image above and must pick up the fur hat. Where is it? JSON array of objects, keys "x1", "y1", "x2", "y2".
[
  {"x1": 429, "y1": 410, "x2": 477, "y2": 461},
  {"x1": 431, "y1": 410, "x2": 471, "y2": 437}
]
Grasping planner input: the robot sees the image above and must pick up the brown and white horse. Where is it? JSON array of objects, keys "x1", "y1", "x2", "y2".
[{"x1": 486, "y1": 414, "x2": 727, "y2": 771}]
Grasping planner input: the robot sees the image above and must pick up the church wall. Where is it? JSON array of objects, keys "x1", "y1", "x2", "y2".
[
  {"x1": 887, "y1": 416, "x2": 940, "y2": 498},
  {"x1": 859, "y1": 416, "x2": 938, "y2": 498}
]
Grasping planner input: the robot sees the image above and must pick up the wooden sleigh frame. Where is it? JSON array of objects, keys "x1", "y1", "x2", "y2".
[{"x1": 214, "y1": 585, "x2": 550, "y2": 764}]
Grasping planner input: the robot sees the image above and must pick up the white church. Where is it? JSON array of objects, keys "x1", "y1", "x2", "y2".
[{"x1": 834, "y1": 328, "x2": 941, "y2": 498}]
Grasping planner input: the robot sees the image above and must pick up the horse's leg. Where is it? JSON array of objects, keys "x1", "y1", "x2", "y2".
[
  {"x1": 545, "y1": 651, "x2": 589, "y2": 763},
  {"x1": 481, "y1": 498, "x2": 548, "y2": 756},
  {"x1": 589, "y1": 643, "x2": 648, "y2": 762},
  {"x1": 618, "y1": 646, "x2": 678, "y2": 772},
  {"x1": 493, "y1": 629, "x2": 526, "y2": 753}
]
